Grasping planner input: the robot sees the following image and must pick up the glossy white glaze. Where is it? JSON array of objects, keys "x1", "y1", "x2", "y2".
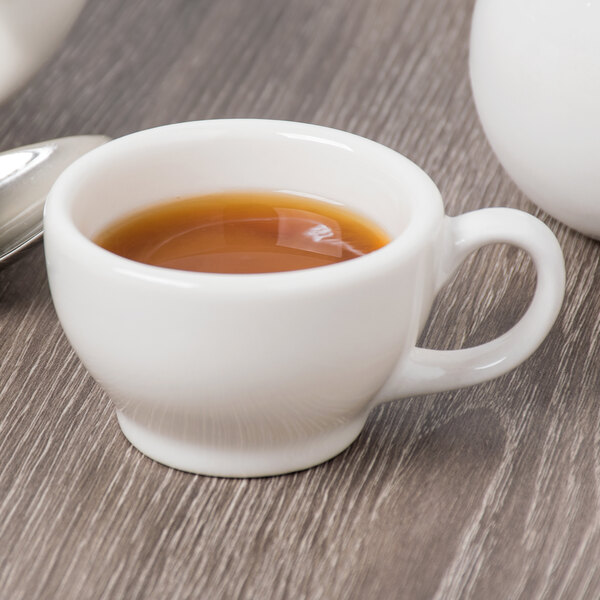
[
  {"x1": 470, "y1": 0, "x2": 600, "y2": 238},
  {"x1": 0, "y1": 0, "x2": 86, "y2": 102},
  {"x1": 44, "y1": 120, "x2": 565, "y2": 476}
]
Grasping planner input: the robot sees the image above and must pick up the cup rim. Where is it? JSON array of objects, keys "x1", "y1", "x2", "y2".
[{"x1": 44, "y1": 119, "x2": 444, "y2": 288}]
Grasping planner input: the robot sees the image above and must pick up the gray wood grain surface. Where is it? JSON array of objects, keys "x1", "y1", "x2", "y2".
[{"x1": 1, "y1": 0, "x2": 599, "y2": 598}]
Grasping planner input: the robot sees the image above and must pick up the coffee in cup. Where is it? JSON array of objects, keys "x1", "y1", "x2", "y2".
[{"x1": 93, "y1": 191, "x2": 391, "y2": 274}]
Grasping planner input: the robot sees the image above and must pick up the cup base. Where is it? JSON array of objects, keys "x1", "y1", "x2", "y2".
[{"x1": 115, "y1": 410, "x2": 367, "y2": 477}]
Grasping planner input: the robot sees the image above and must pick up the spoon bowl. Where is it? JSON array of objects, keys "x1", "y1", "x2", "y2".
[{"x1": 0, "y1": 135, "x2": 110, "y2": 265}]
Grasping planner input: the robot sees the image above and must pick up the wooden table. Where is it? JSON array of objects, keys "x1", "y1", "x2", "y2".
[{"x1": 1, "y1": 1, "x2": 599, "y2": 598}]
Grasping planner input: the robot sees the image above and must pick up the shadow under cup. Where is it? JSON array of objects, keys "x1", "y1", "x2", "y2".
[{"x1": 43, "y1": 120, "x2": 444, "y2": 477}]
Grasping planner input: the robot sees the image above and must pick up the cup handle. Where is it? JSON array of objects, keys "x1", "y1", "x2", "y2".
[{"x1": 373, "y1": 208, "x2": 565, "y2": 403}]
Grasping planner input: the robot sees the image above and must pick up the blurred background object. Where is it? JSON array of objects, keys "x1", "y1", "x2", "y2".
[
  {"x1": 0, "y1": 0, "x2": 87, "y2": 103},
  {"x1": 470, "y1": 0, "x2": 600, "y2": 238}
]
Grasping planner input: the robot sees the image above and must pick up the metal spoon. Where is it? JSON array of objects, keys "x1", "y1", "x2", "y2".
[{"x1": 0, "y1": 135, "x2": 110, "y2": 265}]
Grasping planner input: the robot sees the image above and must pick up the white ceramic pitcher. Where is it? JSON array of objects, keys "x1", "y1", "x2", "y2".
[
  {"x1": 470, "y1": 0, "x2": 600, "y2": 238},
  {"x1": 0, "y1": 0, "x2": 87, "y2": 103}
]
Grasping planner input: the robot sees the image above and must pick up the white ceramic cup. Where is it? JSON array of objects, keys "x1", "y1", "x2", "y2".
[{"x1": 43, "y1": 120, "x2": 565, "y2": 477}]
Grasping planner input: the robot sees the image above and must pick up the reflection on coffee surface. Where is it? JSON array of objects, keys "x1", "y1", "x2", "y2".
[{"x1": 94, "y1": 191, "x2": 391, "y2": 274}]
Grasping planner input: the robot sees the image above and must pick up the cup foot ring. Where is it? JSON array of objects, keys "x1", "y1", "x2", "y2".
[{"x1": 115, "y1": 410, "x2": 367, "y2": 478}]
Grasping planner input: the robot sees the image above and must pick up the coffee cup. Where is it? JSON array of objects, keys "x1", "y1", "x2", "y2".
[{"x1": 43, "y1": 120, "x2": 565, "y2": 477}]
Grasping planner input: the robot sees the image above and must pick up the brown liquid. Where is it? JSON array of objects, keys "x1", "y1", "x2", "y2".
[{"x1": 94, "y1": 191, "x2": 391, "y2": 274}]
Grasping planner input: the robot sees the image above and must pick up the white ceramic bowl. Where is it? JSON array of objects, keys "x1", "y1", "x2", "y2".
[
  {"x1": 0, "y1": 0, "x2": 87, "y2": 102},
  {"x1": 470, "y1": 0, "x2": 600, "y2": 238}
]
